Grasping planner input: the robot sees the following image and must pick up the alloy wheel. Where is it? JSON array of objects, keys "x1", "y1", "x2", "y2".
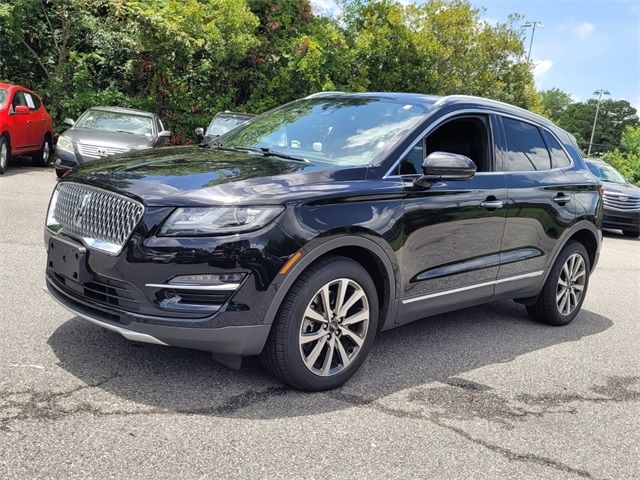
[
  {"x1": 556, "y1": 253, "x2": 586, "y2": 315},
  {"x1": 42, "y1": 142, "x2": 50, "y2": 163},
  {"x1": 0, "y1": 142, "x2": 7, "y2": 170},
  {"x1": 299, "y1": 278, "x2": 370, "y2": 377}
]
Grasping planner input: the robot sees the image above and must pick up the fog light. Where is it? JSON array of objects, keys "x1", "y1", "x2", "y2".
[{"x1": 168, "y1": 273, "x2": 246, "y2": 286}]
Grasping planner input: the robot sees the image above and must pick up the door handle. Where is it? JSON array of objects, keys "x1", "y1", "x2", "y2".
[
  {"x1": 553, "y1": 193, "x2": 571, "y2": 205},
  {"x1": 481, "y1": 199, "x2": 503, "y2": 210}
]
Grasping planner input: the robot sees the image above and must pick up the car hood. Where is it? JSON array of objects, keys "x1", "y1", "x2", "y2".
[
  {"x1": 601, "y1": 180, "x2": 640, "y2": 196},
  {"x1": 64, "y1": 146, "x2": 368, "y2": 206},
  {"x1": 62, "y1": 128, "x2": 155, "y2": 149}
]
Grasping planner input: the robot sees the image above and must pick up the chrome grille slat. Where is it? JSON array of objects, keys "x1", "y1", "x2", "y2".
[
  {"x1": 78, "y1": 144, "x2": 130, "y2": 158},
  {"x1": 53, "y1": 183, "x2": 144, "y2": 254},
  {"x1": 603, "y1": 193, "x2": 640, "y2": 211}
]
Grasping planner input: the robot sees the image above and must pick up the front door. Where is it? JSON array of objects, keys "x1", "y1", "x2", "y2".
[
  {"x1": 396, "y1": 114, "x2": 507, "y2": 323},
  {"x1": 9, "y1": 91, "x2": 33, "y2": 151}
]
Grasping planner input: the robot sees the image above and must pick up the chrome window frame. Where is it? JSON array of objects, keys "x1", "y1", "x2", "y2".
[{"x1": 383, "y1": 109, "x2": 576, "y2": 179}]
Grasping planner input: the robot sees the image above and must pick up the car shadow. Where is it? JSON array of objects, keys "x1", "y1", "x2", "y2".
[
  {"x1": 603, "y1": 229, "x2": 639, "y2": 241},
  {"x1": 48, "y1": 300, "x2": 612, "y2": 419},
  {"x1": 1, "y1": 155, "x2": 52, "y2": 177}
]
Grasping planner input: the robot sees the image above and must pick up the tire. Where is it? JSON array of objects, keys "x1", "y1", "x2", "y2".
[
  {"x1": 55, "y1": 168, "x2": 66, "y2": 178},
  {"x1": 0, "y1": 136, "x2": 9, "y2": 174},
  {"x1": 32, "y1": 136, "x2": 52, "y2": 167},
  {"x1": 526, "y1": 241, "x2": 590, "y2": 326},
  {"x1": 622, "y1": 229, "x2": 640, "y2": 238},
  {"x1": 260, "y1": 255, "x2": 379, "y2": 391}
]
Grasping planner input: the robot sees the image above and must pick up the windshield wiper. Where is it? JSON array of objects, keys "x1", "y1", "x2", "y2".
[
  {"x1": 214, "y1": 145, "x2": 309, "y2": 163},
  {"x1": 114, "y1": 129, "x2": 136, "y2": 135}
]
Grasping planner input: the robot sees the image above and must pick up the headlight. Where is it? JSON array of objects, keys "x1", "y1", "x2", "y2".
[
  {"x1": 56, "y1": 136, "x2": 73, "y2": 151},
  {"x1": 159, "y1": 206, "x2": 285, "y2": 236},
  {"x1": 46, "y1": 188, "x2": 62, "y2": 232}
]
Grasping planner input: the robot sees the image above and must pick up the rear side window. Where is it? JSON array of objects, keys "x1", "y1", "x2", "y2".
[
  {"x1": 502, "y1": 118, "x2": 551, "y2": 171},
  {"x1": 542, "y1": 130, "x2": 571, "y2": 168}
]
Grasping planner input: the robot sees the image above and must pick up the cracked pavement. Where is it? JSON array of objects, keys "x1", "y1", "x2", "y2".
[{"x1": 1, "y1": 163, "x2": 639, "y2": 479}]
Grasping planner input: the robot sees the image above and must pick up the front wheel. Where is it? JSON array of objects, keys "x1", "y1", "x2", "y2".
[
  {"x1": 526, "y1": 241, "x2": 590, "y2": 326},
  {"x1": 261, "y1": 255, "x2": 379, "y2": 391},
  {"x1": 32, "y1": 136, "x2": 52, "y2": 166}
]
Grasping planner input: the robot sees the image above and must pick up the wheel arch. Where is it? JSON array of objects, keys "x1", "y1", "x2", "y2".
[
  {"x1": 263, "y1": 235, "x2": 400, "y2": 331},
  {"x1": 541, "y1": 221, "x2": 600, "y2": 287}
]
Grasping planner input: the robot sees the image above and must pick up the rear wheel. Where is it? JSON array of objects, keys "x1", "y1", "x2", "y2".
[
  {"x1": 0, "y1": 136, "x2": 9, "y2": 174},
  {"x1": 622, "y1": 229, "x2": 640, "y2": 238},
  {"x1": 261, "y1": 255, "x2": 379, "y2": 391},
  {"x1": 32, "y1": 136, "x2": 52, "y2": 166},
  {"x1": 526, "y1": 241, "x2": 590, "y2": 326}
]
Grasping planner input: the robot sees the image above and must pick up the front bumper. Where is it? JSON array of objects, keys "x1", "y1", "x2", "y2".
[
  {"x1": 602, "y1": 207, "x2": 640, "y2": 231},
  {"x1": 45, "y1": 279, "x2": 271, "y2": 354},
  {"x1": 44, "y1": 212, "x2": 301, "y2": 355}
]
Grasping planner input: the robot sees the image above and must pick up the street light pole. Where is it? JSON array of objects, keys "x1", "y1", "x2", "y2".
[
  {"x1": 587, "y1": 89, "x2": 611, "y2": 157},
  {"x1": 523, "y1": 21, "x2": 543, "y2": 62}
]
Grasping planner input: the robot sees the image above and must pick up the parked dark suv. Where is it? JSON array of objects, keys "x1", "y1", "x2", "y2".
[{"x1": 44, "y1": 93, "x2": 602, "y2": 391}]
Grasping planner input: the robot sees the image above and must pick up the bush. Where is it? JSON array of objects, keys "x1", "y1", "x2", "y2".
[{"x1": 602, "y1": 125, "x2": 640, "y2": 186}]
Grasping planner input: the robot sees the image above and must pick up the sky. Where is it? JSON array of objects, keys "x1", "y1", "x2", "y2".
[{"x1": 311, "y1": 0, "x2": 640, "y2": 112}]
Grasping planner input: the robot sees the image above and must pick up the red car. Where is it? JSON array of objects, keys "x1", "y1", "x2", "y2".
[{"x1": 0, "y1": 82, "x2": 54, "y2": 174}]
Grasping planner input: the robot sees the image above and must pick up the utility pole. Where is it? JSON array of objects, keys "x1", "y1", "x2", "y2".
[
  {"x1": 523, "y1": 21, "x2": 544, "y2": 62},
  {"x1": 587, "y1": 89, "x2": 610, "y2": 157}
]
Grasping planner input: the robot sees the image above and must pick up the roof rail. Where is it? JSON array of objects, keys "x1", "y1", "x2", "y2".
[
  {"x1": 435, "y1": 94, "x2": 552, "y2": 125},
  {"x1": 305, "y1": 91, "x2": 345, "y2": 99}
]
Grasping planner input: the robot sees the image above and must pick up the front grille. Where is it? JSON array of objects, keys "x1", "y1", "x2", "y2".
[
  {"x1": 53, "y1": 183, "x2": 145, "y2": 254},
  {"x1": 78, "y1": 144, "x2": 130, "y2": 158},
  {"x1": 603, "y1": 193, "x2": 640, "y2": 211}
]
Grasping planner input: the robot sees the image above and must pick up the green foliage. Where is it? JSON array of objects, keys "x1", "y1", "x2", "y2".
[
  {"x1": 1, "y1": 0, "x2": 541, "y2": 141},
  {"x1": 539, "y1": 88, "x2": 573, "y2": 123},
  {"x1": 602, "y1": 125, "x2": 640, "y2": 185},
  {"x1": 558, "y1": 99, "x2": 639, "y2": 154}
]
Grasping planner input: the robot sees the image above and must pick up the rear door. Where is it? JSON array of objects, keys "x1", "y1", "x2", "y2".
[
  {"x1": 494, "y1": 116, "x2": 576, "y2": 297},
  {"x1": 24, "y1": 92, "x2": 47, "y2": 147}
]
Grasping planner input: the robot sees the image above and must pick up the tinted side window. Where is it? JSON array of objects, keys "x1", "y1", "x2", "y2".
[
  {"x1": 502, "y1": 118, "x2": 551, "y2": 171},
  {"x1": 542, "y1": 130, "x2": 571, "y2": 168}
]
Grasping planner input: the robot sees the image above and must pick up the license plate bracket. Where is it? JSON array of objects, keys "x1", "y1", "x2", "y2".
[{"x1": 47, "y1": 236, "x2": 89, "y2": 284}]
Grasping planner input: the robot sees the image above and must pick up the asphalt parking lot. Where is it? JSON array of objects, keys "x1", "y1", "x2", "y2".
[{"x1": 1, "y1": 161, "x2": 639, "y2": 480}]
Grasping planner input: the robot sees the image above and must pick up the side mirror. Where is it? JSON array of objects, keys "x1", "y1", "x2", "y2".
[
  {"x1": 194, "y1": 127, "x2": 204, "y2": 139},
  {"x1": 414, "y1": 151, "x2": 476, "y2": 188},
  {"x1": 158, "y1": 130, "x2": 171, "y2": 138},
  {"x1": 14, "y1": 105, "x2": 30, "y2": 114},
  {"x1": 64, "y1": 118, "x2": 75, "y2": 126}
]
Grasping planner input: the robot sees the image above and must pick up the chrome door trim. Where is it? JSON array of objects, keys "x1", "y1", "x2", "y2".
[{"x1": 401, "y1": 270, "x2": 544, "y2": 305}]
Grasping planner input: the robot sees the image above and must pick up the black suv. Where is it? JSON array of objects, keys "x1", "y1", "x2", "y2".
[{"x1": 45, "y1": 93, "x2": 602, "y2": 391}]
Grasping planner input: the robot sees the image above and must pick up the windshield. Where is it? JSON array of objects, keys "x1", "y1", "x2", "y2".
[
  {"x1": 207, "y1": 115, "x2": 252, "y2": 136},
  {"x1": 587, "y1": 162, "x2": 627, "y2": 184},
  {"x1": 76, "y1": 110, "x2": 154, "y2": 136},
  {"x1": 0, "y1": 89, "x2": 8, "y2": 108},
  {"x1": 217, "y1": 97, "x2": 431, "y2": 165}
]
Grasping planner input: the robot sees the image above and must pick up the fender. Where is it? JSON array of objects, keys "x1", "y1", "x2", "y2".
[
  {"x1": 262, "y1": 234, "x2": 400, "y2": 330},
  {"x1": 539, "y1": 220, "x2": 601, "y2": 286}
]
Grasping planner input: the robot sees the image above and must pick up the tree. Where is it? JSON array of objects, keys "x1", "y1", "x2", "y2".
[
  {"x1": 558, "y1": 99, "x2": 639, "y2": 154},
  {"x1": 539, "y1": 88, "x2": 573, "y2": 122},
  {"x1": 602, "y1": 125, "x2": 640, "y2": 185},
  {"x1": 341, "y1": 1, "x2": 538, "y2": 109}
]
